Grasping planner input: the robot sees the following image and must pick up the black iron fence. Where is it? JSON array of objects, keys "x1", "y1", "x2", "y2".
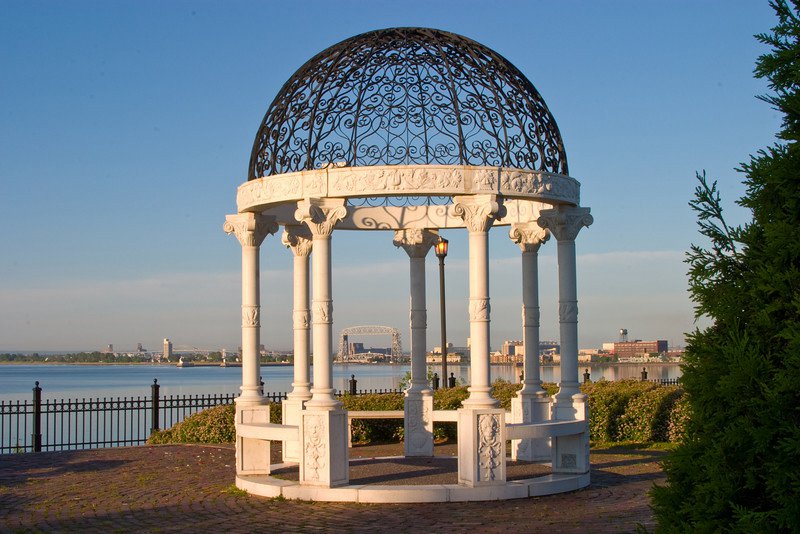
[{"x1": 0, "y1": 380, "x2": 403, "y2": 455}]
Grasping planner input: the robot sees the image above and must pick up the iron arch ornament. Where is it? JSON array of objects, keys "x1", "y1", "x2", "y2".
[{"x1": 249, "y1": 27, "x2": 568, "y2": 181}]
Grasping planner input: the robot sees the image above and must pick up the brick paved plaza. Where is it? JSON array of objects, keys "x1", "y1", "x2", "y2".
[{"x1": 0, "y1": 443, "x2": 664, "y2": 533}]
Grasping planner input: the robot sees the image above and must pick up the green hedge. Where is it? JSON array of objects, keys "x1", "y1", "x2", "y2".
[{"x1": 149, "y1": 380, "x2": 688, "y2": 446}]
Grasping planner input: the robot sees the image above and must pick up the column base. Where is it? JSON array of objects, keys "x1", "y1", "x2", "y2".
[
  {"x1": 282, "y1": 393, "x2": 311, "y2": 462},
  {"x1": 299, "y1": 408, "x2": 349, "y2": 487},
  {"x1": 552, "y1": 382, "x2": 581, "y2": 420},
  {"x1": 236, "y1": 386, "x2": 267, "y2": 407},
  {"x1": 552, "y1": 393, "x2": 590, "y2": 475},
  {"x1": 457, "y1": 408, "x2": 506, "y2": 487},
  {"x1": 510, "y1": 392, "x2": 552, "y2": 462},
  {"x1": 404, "y1": 390, "x2": 433, "y2": 457},
  {"x1": 235, "y1": 404, "x2": 271, "y2": 475}
]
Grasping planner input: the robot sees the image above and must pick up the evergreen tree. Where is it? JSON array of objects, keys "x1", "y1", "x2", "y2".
[{"x1": 651, "y1": 1, "x2": 800, "y2": 531}]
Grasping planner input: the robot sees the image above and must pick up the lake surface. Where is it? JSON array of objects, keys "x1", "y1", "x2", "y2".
[{"x1": 0, "y1": 362, "x2": 682, "y2": 402}]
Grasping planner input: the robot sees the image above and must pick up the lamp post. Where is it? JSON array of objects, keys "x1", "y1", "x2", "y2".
[{"x1": 435, "y1": 237, "x2": 449, "y2": 388}]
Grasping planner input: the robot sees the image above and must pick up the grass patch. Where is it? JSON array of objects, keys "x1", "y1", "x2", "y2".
[{"x1": 222, "y1": 484, "x2": 248, "y2": 497}]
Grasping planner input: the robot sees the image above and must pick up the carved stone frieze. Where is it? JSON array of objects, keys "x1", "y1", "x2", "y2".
[
  {"x1": 453, "y1": 195, "x2": 505, "y2": 233},
  {"x1": 522, "y1": 305, "x2": 540, "y2": 328},
  {"x1": 559, "y1": 301, "x2": 579, "y2": 323},
  {"x1": 241, "y1": 305, "x2": 260, "y2": 328},
  {"x1": 509, "y1": 222, "x2": 549, "y2": 253},
  {"x1": 282, "y1": 224, "x2": 313, "y2": 257},
  {"x1": 537, "y1": 206, "x2": 593, "y2": 242},
  {"x1": 313, "y1": 301, "x2": 333, "y2": 324},
  {"x1": 223, "y1": 213, "x2": 278, "y2": 247},
  {"x1": 293, "y1": 310, "x2": 310, "y2": 329},
  {"x1": 477, "y1": 414, "x2": 502, "y2": 481},
  {"x1": 469, "y1": 298, "x2": 490, "y2": 322},
  {"x1": 392, "y1": 228, "x2": 439, "y2": 258},
  {"x1": 237, "y1": 165, "x2": 581, "y2": 213},
  {"x1": 295, "y1": 199, "x2": 347, "y2": 237}
]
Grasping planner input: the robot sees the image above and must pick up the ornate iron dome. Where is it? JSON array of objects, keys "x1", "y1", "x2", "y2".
[{"x1": 248, "y1": 27, "x2": 568, "y2": 180}]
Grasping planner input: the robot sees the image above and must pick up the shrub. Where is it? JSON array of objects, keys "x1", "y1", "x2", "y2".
[
  {"x1": 148, "y1": 403, "x2": 236, "y2": 444},
  {"x1": 340, "y1": 392, "x2": 404, "y2": 444},
  {"x1": 616, "y1": 386, "x2": 682, "y2": 442},
  {"x1": 490, "y1": 379, "x2": 522, "y2": 410},
  {"x1": 581, "y1": 380, "x2": 658, "y2": 442},
  {"x1": 665, "y1": 392, "x2": 690, "y2": 443}
]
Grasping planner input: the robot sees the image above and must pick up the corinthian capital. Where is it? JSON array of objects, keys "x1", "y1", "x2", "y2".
[
  {"x1": 223, "y1": 213, "x2": 278, "y2": 247},
  {"x1": 509, "y1": 222, "x2": 549, "y2": 253},
  {"x1": 537, "y1": 206, "x2": 593, "y2": 242},
  {"x1": 282, "y1": 224, "x2": 313, "y2": 257},
  {"x1": 393, "y1": 229, "x2": 439, "y2": 258},
  {"x1": 294, "y1": 199, "x2": 347, "y2": 237},
  {"x1": 452, "y1": 194, "x2": 505, "y2": 233}
]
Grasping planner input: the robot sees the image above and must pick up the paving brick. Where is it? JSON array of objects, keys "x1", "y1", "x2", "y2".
[{"x1": 0, "y1": 443, "x2": 664, "y2": 533}]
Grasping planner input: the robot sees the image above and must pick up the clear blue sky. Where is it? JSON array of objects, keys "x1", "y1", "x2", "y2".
[{"x1": 0, "y1": 1, "x2": 779, "y2": 352}]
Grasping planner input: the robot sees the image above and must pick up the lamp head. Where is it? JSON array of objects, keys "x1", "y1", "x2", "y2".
[{"x1": 435, "y1": 237, "x2": 449, "y2": 258}]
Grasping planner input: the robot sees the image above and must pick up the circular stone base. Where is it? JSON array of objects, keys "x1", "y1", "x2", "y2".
[{"x1": 236, "y1": 456, "x2": 590, "y2": 503}]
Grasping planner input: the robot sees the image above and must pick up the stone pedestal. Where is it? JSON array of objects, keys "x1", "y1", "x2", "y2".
[
  {"x1": 236, "y1": 404, "x2": 271, "y2": 475},
  {"x1": 457, "y1": 408, "x2": 506, "y2": 486},
  {"x1": 299, "y1": 409, "x2": 349, "y2": 487},
  {"x1": 282, "y1": 396, "x2": 307, "y2": 462},
  {"x1": 552, "y1": 393, "x2": 590, "y2": 475},
  {"x1": 510, "y1": 393, "x2": 551, "y2": 461},
  {"x1": 404, "y1": 391, "x2": 434, "y2": 457}
]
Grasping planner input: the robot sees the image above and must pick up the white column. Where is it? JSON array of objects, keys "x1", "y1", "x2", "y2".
[
  {"x1": 295, "y1": 198, "x2": 349, "y2": 487},
  {"x1": 453, "y1": 194, "x2": 504, "y2": 409},
  {"x1": 393, "y1": 229, "x2": 438, "y2": 457},
  {"x1": 223, "y1": 213, "x2": 278, "y2": 407},
  {"x1": 453, "y1": 195, "x2": 506, "y2": 487},
  {"x1": 509, "y1": 222, "x2": 551, "y2": 461},
  {"x1": 538, "y1": 206, "x2": 593, "y2": 420},
  {"x1": 295, "y1": 199, "x2": 347, "y2": 409},
  {"x1": 281, "y1": 224, "x2": 313, "y2": 462}
]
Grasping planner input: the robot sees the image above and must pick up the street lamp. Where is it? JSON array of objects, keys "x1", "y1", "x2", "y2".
[{"x1": 435, "y1": 236, "x2": 449, "y2": 388}]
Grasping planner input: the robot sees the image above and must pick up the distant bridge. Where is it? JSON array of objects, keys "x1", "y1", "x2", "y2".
[{"x1": 336, "y1": 326, "x2": 402, "y2": 363}]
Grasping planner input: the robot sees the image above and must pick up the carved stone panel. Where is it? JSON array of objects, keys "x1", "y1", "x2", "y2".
[
  {"x1": 303, "y1": 414, "x2": 327, "y2": 483},
  {"x1": 469, "y1": 298, "x2": 490, "y2": 322},
  {"x1": 477, "y1": 413, "x2": 502, "y2": 482},
  {"x1": 242, "y1": 305, "x2": 260, "y2": 328}
]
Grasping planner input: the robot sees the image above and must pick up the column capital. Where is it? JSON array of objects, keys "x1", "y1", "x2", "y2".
[
  {"x1": 509, "y1": 222, "x2": 549, "y2": 253},
  {"x1": 453, "y1": 194, "x2": 506, "y2": 233},
  {"x1": 295, "y1": 198, "x2": 348, "y2": 237},
  {"x1": 223, "y1": 213, "x2": 278, "y2": 247},
  {"x1": 282, "y1": 224, "x2": 313, "y2": 257},
  {"x1": 392, "y1": 229, "x2": 439, "y2": 258},
  {"x1": 537, "y1": 206, "x2": 593, "y2": 242}
]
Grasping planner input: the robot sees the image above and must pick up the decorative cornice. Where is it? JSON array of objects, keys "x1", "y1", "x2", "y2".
[
  {"x1": 537, "y1": 206, "x2": 593, "y2": 242},
  {"x1": 509, "y1": 222, "x2": 549, "y2": 253},
  {"x1": 282, "y1": 224, "x2": 313, "y2": 257},
  {"x1": 452, "y1": 194, "x2": 505, "y2": 233},
  {"x1": 295, "y1": 199, "x2": 348, "y2": 237},
  {"x1": 223, "y1": 213, "x2": 278, "y2": 247},
  {"x1": 392, "y1": 229, "x2": 439, "y2": 258}
]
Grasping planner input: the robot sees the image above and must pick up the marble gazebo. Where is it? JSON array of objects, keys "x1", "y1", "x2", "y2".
[{"x1": 223, "y1": 27, "x2": 592, "y2": 502}]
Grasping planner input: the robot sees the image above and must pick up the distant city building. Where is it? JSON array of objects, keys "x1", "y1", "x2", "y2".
[
  {"x1": 136, "y1": 343, "x2": 145, "y2": 352},
  {"x1": 104, "y1": 344, "x2": 114, "y2": 354},
  {"x1": 501, "y1": 340, "x2": 524, "y2": 356},
  {"x1": 614, "y1": 340, "x2": 668, "y2": 359},
  {"x1": 163, "y1": 338, "x2": 173, "y2": 359}
]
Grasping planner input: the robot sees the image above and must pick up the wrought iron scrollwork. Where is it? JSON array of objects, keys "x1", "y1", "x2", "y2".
[{"x1": 249, "y1": 27, "x2": 568, "y2": 180}]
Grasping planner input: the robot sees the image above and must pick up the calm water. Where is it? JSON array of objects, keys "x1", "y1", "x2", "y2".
[{"x1": 0, "y1": 362, "x2": 682, "y2": 402}]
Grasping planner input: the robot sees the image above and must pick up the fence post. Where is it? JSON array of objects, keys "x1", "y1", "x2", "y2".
[
  {"x1": 583, "y1": 368, "x2": 591, "y2": 383},
  {"x1": 448, "y1": 372, "x2": 456, "y2": 388},
  {"x1": 640, "y1": 367, "x2": 648, "y2": 381},
  {"x1": 32, "y1": 381, "x2": 42, "y2": 452},
  {"x1": 349, "y1": 374, "x2": 357, "y2": 395},
  {"x1": 432, "y1": 373, "x2": 439, "y2": 391},
  {"x1": 150, "y1": 379, "x2": 160, "y2": 435}
]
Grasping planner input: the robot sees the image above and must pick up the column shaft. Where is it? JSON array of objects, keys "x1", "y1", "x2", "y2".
[
  {"x1": 465, "y1": 229, "x2": 495, "y2": 407},
  {"x1": 521, "y1": 250, "x2": 543, "y2": 394},
  {"x1": 409, "y1": 256, "x2": 428, "y2": 390},
  {"x1": 241, "y1": 244, "x2": 262, "y2": 403},
  {"x1": 309, "y1": 234, "x2": 336, "y2": 407},
  {"x1": 292, "y1": 253, "x2": 311, "y2": 396},
  {"x1": 556, "y1": 239, "x2": 579, "y2": 403}
]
